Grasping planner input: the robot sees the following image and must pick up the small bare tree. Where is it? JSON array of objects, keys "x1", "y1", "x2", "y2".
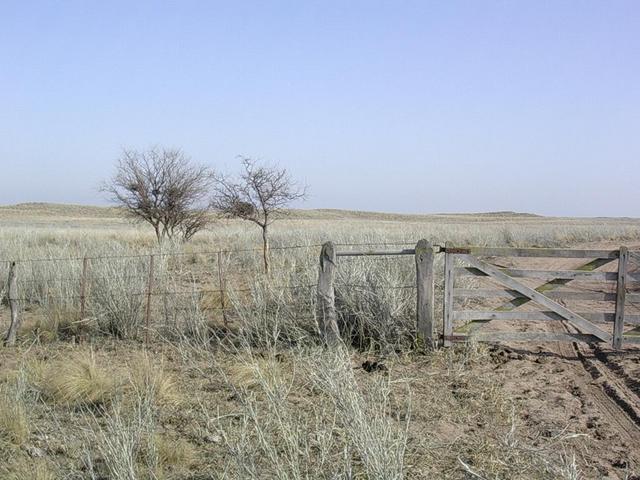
[
  {"x1": 211, "y1": 157, "x2": 307, "y2": 273},
  {"x1": 102, "y1": 147, "x2": 215, "y2": 243}
]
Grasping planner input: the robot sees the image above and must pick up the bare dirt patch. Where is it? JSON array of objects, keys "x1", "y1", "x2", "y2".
[{"x1": 453, "y1": 241, "x2": 640, "y2": 478}]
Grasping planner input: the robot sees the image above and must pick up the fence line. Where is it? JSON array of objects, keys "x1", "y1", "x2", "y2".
[
  {"x1": 3, "y1": 238, "x2": 639, "y2": 351},
  {"x1": 6, "y1": 284, "x2": 319, "y2": 303},
  {"x1": 0, "y1": 239, "x2": 421, "y2": 340},
  {"x1": 316, "y1": 241, "x2": 640, "y2": 350},
  {"x1": 1, "y1": 237, "x2": 426, "y2": 346},
  {"x1": 0, "y1": 241, "x2": 423, "y2": 265}
]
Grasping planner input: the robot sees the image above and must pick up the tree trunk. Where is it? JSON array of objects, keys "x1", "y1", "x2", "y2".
[{"x1": 262, "y1": 224, "x2": 270, "y2": 274}]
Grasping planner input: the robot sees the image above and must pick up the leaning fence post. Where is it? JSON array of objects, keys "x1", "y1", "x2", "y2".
[
  {"x1": 415, "y1": 239, "x2": 435, "y2": 348},
  {"x1": 145, "y1": 254, "x2": 155, "y2": 344},
  {"x1": 4, "y1": 262, "x2": 20, "y2": 346},
  {"x1": 317, "y1": 242, "x2": 340, "y2": 345},
  {"x1": 613, "y1": 246, "x2": 629, "y2": 349}
]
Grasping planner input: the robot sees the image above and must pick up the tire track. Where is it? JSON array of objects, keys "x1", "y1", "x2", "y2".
[
  {"x1": 549, "y1": 318, "x2": 640, "y2": 445},
  {"x1": 499, "y1": 248, "x2": 640, "y2": 443}
]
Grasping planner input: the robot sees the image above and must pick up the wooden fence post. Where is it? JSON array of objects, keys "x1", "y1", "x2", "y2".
[
  {"x1": 443, "y1": 245, "x2": 455, "y2": 347},
  {"x1": 145, "y1": 254, "x2": 155, "y2": 344},
  {"x1": 79, "y1": 256, "x2": 89, "y2": 320},
  {"x1": 4, "y1": 262, "x2": 20, "y2": 346},
  {"x1": 217, "y1": 251, "x2": 228, "y2": 325},
  {"x1": 613, "y1": 246, "x2": 628, "y2": 349},
  {"x1": 317, "y1": 242, "x2": 340, "y2": 345},
  {"x1": 415, "y1": 239, "x2": 435, "y2": 348}
]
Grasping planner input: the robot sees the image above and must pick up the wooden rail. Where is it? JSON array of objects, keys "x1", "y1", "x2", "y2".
[
  {"x1": 453, "y1": 311, "x2": 640, "y2": 324},
  {"x1": 442, "y1": 246, "x2": 620, "y2": 258},
  {"x1": 455, "y1": 267, "x2": 624, "y2": 281},
  {"x1": 336, "y1": 248, "x2": 416, "y2": 257}
]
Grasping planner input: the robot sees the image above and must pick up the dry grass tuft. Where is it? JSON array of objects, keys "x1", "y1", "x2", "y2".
[
  {"x1": 0, "y1": 393, "x2": 29, "y2": 446},
  {"x1": 38, "y1": 353, "x2": 119, "y2": 407},
  {"x1": 0, "y1": 460, "x2": 56, "y2": 480},
  {"x1": 127, "y1": 354, "x2": 179, "y2": 408},
  {"x1": 34, "y1": 302, "x2": 92, "y2": 342},
  {"x1": 156, "y1": 434, "x2": 197, "y2": 471},
  {"x1": 227, "y1": 354, "x2": 289, "y2": 390}
]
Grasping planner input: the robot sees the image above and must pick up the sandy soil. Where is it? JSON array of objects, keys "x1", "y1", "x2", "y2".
[{"x1": 458, "y1": 241, "x2": 640, "y2": 478}]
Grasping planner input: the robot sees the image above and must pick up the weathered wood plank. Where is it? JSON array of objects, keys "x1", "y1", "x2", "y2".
[
  {"x1": 613, "y1": 247, "x2": 629, "y2": 349},
  {"x1": 457, "y1": 254, "x2": 613, "y2": 342},
  {"x1": 443, "y1": 250, "x2": 455, "y2": 347},
  {"x1": 336, "y1": 249, "x2": 415, "y2": 257},
  {"x1": 317, "y1": 242, "x2": 340, "y2": 345},
  {"x1": 445, "y1": 246, "x2": 619, "y2": 258},
  {"x1": 455, "y1": 267, "x2": 618, "y2": 281},
  {"x1": 493, "y1": 257, "x2": 617, "y2": 311},
  {"x1": 454, "y1": 288, "x2": 618, "y2": 301},
  {"x1": 454, "y1": 311, "x2": 561, "y2": 321},
  {"x1": 446, "y1": 332, "x2": 602, "y2": 343},
  {"x1": 415, "y1": 240, "x2": 435, "y2": 348},
  {"x1": 453, "y1": 310, "x2": 640, "y2": 323},
  {"x1": 622, "y1": 335, "x2": 640, "y2": 344}
]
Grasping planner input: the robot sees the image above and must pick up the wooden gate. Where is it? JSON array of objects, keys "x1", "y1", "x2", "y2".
[{"x1": 442, "y1": 245, "x2": 640, "y2": 349}]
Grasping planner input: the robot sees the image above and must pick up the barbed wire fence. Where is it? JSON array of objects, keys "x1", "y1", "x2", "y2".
[{"x1": 0, "y1": 241, "x2": 422, "y2": 345}]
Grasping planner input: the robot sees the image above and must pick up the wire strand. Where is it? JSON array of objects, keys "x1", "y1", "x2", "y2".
[{"x1": 0, "y1": 241, "x2": 434, "y2": 265}]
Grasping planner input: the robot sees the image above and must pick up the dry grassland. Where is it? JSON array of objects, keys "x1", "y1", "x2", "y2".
[{"x1": 0, "y1": 203, "x2": 640, "y2": 479}]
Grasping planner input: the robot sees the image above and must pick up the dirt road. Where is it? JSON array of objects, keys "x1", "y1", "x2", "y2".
[{"x1": 471, "y1": 242, "x2": 640, "y2": 478}]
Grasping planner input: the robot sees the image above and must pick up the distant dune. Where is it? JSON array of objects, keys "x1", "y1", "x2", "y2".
[
  {"x1": 0, "y1": 202, "x2": 122, "y2": 218},
  {"x1": 1, "y1": 203, "x2": 637, "y2": 226},
  {"x1": 0, "y1": 203, "x2": 545, "y2": 222}
]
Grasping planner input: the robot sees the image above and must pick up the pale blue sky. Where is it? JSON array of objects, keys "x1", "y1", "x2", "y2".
[{"x1": 1, "y1": 1, "x2": 638, "y2": 216}]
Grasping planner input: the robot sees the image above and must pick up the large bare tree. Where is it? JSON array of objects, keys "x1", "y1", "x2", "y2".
[
  {"x1": 211, "y1": 157, "x2": 307, "y2": 273},
  {"x1": 102, "y1": 147, "x2": 215, "y2": 242}
]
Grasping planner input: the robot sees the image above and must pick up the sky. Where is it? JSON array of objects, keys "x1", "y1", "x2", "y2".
[{"x1": 1, "y1": 1, "x2": 639, "y2": 217}]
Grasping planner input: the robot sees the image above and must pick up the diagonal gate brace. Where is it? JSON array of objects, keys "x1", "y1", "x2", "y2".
[
  {"x1": 458, "y1": 254, "x2": 612, "y2": 342},
  {"x1": 454, "y1": 257, "x2": 615, "y2": 334}
]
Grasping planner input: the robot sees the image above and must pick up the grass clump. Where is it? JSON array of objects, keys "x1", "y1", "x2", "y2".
[
  {"x1": 88, "y1": 252, "x2": 160, "y2": 340},
  {"x1": 218, "y1": 349, "x2": 346, "y2": 478},
  {"x1": 156, "y1": 435, "x2": 197, "y2": 471},
  {"x1": 38, "y1": 353, "x2": 119, "y2": 407},
  {"x1": 127, "y1": 354, "x2": 179, "y2": 409},
  {"x1": 215, "y1": 346, "x2": 410, "y2": 479},
  {"x1": 0, "y1": 392, "x2": 29, "y2": 446},
  {"x1": 0, "y1": 368, "x2": 32, "y2": 448},
  {"x1": 86, "y1": 403, "x2": 148, "y2": 480},
  {"x1": 0, "y1": 460, "x2": 56, "y2": 480},
  {"x1": 306, "y1": 347, "x2": 409, "y2": 480}
]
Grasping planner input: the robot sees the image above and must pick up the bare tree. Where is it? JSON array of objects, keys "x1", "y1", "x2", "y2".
[
  {"x1": 102, "y1": 147, "x2": 215, "y2": 242},
  {"x1": 211, "y1": 157, "x2": 307, "y2": 273}
]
